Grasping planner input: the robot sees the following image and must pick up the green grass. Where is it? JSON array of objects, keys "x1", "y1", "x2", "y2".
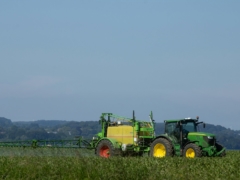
[{"x1": 0, "y1": 148, "x2": 239, "y2": 179}]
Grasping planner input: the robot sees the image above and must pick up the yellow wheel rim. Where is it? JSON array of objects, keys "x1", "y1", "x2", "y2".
[
  {"x1": 153, "y1": 143, "x2": 166, "y2": 157},
  {"x1": 186, "y1": 148, "x2": 195, "y2": 158}
]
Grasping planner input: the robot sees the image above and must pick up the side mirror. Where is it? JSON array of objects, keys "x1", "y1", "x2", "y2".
[{"x1": 203, "y1": 123, "x2": 206, "y2": 128}]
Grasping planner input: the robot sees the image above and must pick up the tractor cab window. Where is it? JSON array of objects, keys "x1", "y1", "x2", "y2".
[
  {"x1": 165, "y1": 122, "x2": 177, "y2": 135},
  {"x1": 182, "y1": 121, "x2": 197, "y2": 133},
  {"x1": 165, "y1": 122, "x2": 180, "y2": 142}
]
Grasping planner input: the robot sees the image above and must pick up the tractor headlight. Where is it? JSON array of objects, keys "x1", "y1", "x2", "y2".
[
  {"x1": 92, "y1": 136, "x2": 98, "y2": 140},
  {"x1": 203, "y1": 136, "x2": 215, "y2": 146}
]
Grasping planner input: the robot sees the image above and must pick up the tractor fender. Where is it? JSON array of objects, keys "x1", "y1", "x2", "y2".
[
  {"x1": 183, "y1": 141, "x2": 199, "y2": 148},
  {"x1": 95, "y1": 137, "x2": 121, "y2": 149},
  {"x1": 152, "y1": 135, "x2": 174, "y2": 146}
]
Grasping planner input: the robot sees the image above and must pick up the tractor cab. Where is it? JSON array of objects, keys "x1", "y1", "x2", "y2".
[{"x1": 164, "y1": 118, "x2": 204, "y2": 143}]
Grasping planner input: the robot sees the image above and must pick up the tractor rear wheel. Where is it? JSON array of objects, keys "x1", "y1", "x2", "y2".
[
  {"x1": 96, "y1": 140, "x2": 115, "y2": 158},
  {"x1": 183, "y1": 143, "x2": 202, "y2": 158},
  {"x1": 150, "y1": 138, "x2": 173, "y2": 158}
]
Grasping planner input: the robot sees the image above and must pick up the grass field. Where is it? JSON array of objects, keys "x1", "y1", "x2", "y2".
[{"x1": 0, "y1": 148, "x2": 239, "y2": 180}]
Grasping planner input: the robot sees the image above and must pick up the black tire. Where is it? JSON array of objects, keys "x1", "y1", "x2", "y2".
[
  {"x1": 183, "y1": 143, "x2": 202, "y2": 158},
  {"x1": 150, "y1": 138, "x2": 173, "y2": 158},
  {"x1": 96, "y1": 140, "x2": 115, "y2": 158}
]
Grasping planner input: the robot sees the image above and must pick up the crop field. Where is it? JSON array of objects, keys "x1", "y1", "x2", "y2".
[{"x1": 0, "y1": 148, "x2": 239, "y2": 180}]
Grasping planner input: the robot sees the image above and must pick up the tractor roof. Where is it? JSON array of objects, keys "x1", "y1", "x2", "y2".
[{"x1": 164, "y1": 118, "x2": 198, "y2": 123}]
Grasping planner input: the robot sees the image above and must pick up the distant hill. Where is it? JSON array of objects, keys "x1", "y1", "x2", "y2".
[
  {"x1": 0, "y1": 117, "x2": 13, "y2": 128},
  {"x1": 0, "y1": 117, "x2": 239, "y2": 149},
  {"x1": 14, "y1": 120, "x2": 68, "y2": 128}
]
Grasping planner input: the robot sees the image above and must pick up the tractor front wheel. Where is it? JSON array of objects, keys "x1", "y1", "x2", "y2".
[
  {"x1": 150, "y1": 138, "x2": 173, "y2": 158},
  {"x1": 96, "y1": 140, "x2": 115, "y2": 158},
  {"x1": 183, "y1": 143, "x2": 202, "y2": 158}
]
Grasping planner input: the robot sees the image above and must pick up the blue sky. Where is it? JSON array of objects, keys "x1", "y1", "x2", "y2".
[{"x1": 0, "y1": 1, "x2": 240, "y2": 130}]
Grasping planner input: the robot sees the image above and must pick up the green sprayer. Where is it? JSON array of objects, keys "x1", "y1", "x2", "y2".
[{"x1": 91, "y1": 111, "x2": 155, "y2": 157}]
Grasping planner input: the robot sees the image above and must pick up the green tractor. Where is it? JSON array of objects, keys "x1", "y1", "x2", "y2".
[
  {"x1": 91, "y1": 111, "x2": 155, "y2": 158},
  {"x1": 150, "y1": 116, "x2": 226, "y2": 158}
]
